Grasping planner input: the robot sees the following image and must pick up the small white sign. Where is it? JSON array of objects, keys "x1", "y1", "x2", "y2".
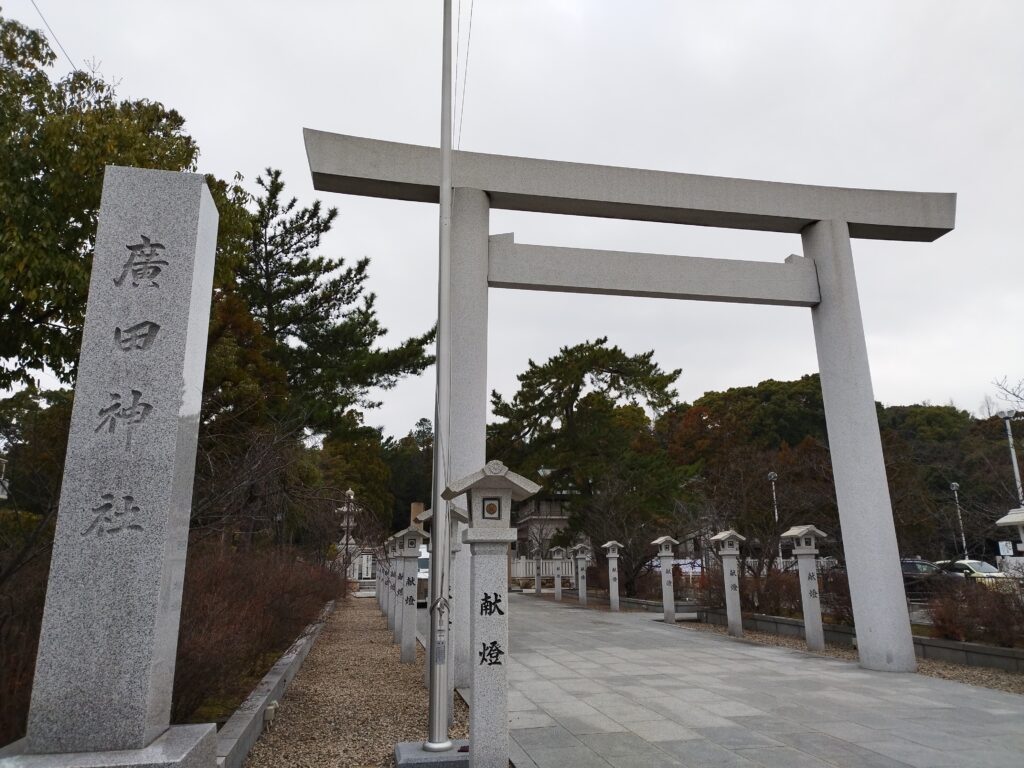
[{"x1": 999, "y1": 540, "x2": 1014, "y2": 556}]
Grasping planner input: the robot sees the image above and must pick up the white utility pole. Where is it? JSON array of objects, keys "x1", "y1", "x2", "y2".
[{"x1": 425, "y1": 0, "x2": 455, "y2": 753}]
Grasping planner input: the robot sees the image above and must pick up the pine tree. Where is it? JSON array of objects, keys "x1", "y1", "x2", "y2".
[{"x1": 237, "y1": 169, "x2": 435, "y2": 434}]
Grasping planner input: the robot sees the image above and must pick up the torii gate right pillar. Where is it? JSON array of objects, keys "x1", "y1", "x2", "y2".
[{"x1": 805, "y1": 219, "x2": 916, "y2": 672}]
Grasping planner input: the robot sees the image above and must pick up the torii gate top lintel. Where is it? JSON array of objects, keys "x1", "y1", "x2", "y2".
[{"x1": 304, "y1": 128, "x2": 955, "y2": 242}]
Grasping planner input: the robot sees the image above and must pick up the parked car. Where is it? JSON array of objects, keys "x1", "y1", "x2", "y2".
[
  {"x1": 900, "y1": 558, "x2": 957, "y2": 600},
  {"x1": 935, "y1": 559, "x2": 1013, "y2": 587}
]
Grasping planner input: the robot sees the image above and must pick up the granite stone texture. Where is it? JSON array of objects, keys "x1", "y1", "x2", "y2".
[
  {"x1": 446, "y1": 187, "x2": 490, "y2": 692},
  {"x1": 805, "y1": 219, "x2": 916, "y2": 672},
  {"x1": 305, "y1": 129, "x2": 956, "y2": 241},
  {"x1": 553, "y1": 563, "x2": 562, "y2": 601},
  {"x1": 1, "y1": 725, "x2": 215, "y2": 767},
  {"x1": 24, "y1": 167, "x2": 218, "y2": 756},
  {"x1": 401, "y1": 554, "x2": 418, "y2": 663},
  {"x1": 796, "y1": 554, "x2": 825, "y2": 652},
  {"x1": 394, "y1": 554, "x2": 405, "y2": 645},
  {"x1": 722, "y1": 553, "x2": 743, "y2": 638},
  {"x1": 659, "y1": 554, "x2": 675, "y2": 625},
  {"x1": 465, "y1": 534, "x2": 516, "y2": 768},
  {"x1": 575, "y1": 557, "x2": 588, "y2": 608},
  {"x1": 607, "y1": 555, "x2": 619, "y2": 612}
]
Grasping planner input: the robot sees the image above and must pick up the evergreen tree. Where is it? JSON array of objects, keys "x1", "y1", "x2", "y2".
[
  {"x1": 237, "y1": 169, "x2": 435, "y2": 434},
  {"x1": 0, "y1": 13, "x2": 200, "y2": 387}
]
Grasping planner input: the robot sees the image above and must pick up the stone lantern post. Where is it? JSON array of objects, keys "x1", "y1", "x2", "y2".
[
  {"x1": 571, "y1": 544, "x2": 590, "y2": 607},
  {"x1": 388, "y1": 535, "x2": 401, "y2": 634},
  {"x1": 602, "y1": 541, "x2": 624, "y2": 611},
  {"x1": 393, "y1": 533, "x2": 409, "y2": 645},
  {"x1": 782, "y1": 525, "x2": 828, "y2": 652},
  {"x1": 652, "y1": 536, "x2": 679, "y2": 624},
  {"x1": 441, "y1": 460, "x2": 540, "y2": 768},
  {"x1": 533, "y1": 544, "x2": 543, "y2": 596},
  {"x1": 549, "y1": 546, "x2": 566, "y2": 601},
  {"x1": 383, "y1": 537, "x2": 393, "y2": 620},
  {"x1": 710, "y1": 530, "x2": 746, "y2": 637},
  {"x1": 395, "y1": 527, "x2": 427, "y2": 662}
]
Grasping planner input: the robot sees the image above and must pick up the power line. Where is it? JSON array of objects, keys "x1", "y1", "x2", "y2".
[
  {"x1": 30, "y1": 0, "x2": 80, "y2": 71},
  {"x1": 456, "y1": 0, "x2": 475, "y2": 149}
]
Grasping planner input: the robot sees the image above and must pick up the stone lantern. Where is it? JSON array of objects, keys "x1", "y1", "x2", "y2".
[
  {"x1": 781, "y1": 525, "x2": 828, "y2": 651},
  {"x1": 602, "y1": 541, "x2": 624, "y2": 611},
  {"x1": 387, "y1": 534, "x2": 399, "y2": 631},
  {"x1": 710, "y1": 530, "x2": 746, "y2": 637},
  {"x1": 652, "y1": 536, "x2": 679, "y2": 624},
  {"x1": 549, "y1": 545, "x2": 567, "y2": 601},
  {"x1": 995, "y1": 508, "x2": 1024, "y2": 554},
  {"x1": 442, "y1": 460, "x2": 540, "y2": 768}
]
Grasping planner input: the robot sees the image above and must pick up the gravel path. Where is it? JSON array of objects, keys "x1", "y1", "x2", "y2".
[
  {"x1": 245, "y1": 597, "x2": 468, "y2": 768},
  {"x1": 681, "y1": 621, "x2": 1024, "y2": 696}
]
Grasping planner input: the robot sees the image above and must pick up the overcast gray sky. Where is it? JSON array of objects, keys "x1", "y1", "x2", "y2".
[{"x1": 9, "y1": 0, "x2": 1023, "y2": 438}]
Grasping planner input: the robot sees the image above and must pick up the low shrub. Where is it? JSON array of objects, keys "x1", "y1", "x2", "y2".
[
  {"x1": 929, "y1": 581, "x2": 1024, "y2": 648},
  {"x1": 171, "y1": 544, "x2": 341, "y2": 722},
  {"x1": 0, "y1": 556, "x2": 50, "y2": 747}
]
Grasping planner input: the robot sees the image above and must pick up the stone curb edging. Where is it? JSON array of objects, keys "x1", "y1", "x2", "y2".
[
  {"x1": 216, "y1": 600, "x2": 336, "y2": 768},
  {"x1": 700, "y1": 608, "x2": 1024, "y2": 673}
]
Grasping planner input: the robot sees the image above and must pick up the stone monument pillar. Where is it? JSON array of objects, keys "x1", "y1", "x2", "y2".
[
  {"x1": 549, "y1": 546, "x2": 565, "y2": 601},
  {"x1": 602, "y1": 541, "x2": 623, "y2": 611},
  {"x1": 14, "y1": 167, "x2": 218, "y2": 767},
  {"x1": 782, "y1": 526, "x2": 828, "y2": 652},
  {"x1": 398, "y1": 527, "x2": 426, "y2": 663},
  {"x1": 442, "y1": 461, "x2": 539, "y2": 768},
  {"x1": 534, "y1": 546, "x2": 543, "y2": 596},
  {"x1": 653, "y1": 536, "x2": 679, "y2": 624},
  {"x1": 711, "y1": 530, "x2": 746, "y2": 638}
]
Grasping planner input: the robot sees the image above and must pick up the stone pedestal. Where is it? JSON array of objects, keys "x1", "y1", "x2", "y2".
[
  {"x1": 401, "y1": 556, "x2": 419, "y2": 663},
  {"x1": 575, "y1": 554, "x2": 588, "y2": 607},
  {"x1": 394, "y1": 549, "x2": 406, "y2": 645},
  {"x1": 722, "y1": 553, "x2": 742, "y2": 638},
  {"x1": 607, "y1": 554, "x2": 620, "y2": 611},
  {"x1": 464, "y1": 530, "x2": 516, "y2": 768},
  {"x1": 797, "y1": 553, "x2": 825, "y2": 651},
  {"x1": 19, "y1": 167, "x2": 218, "y2": 766},
  {"x1": 660, "y1": 554, "x2": 675, "y2": 624},
  {"x1": 1, "y1": 725, "x2": 216, "y2": 768}
]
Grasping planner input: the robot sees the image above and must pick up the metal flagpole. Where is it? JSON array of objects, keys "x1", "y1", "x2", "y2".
[{"x1": 424, "y1": 0, "x2": 454, "y2": 752}]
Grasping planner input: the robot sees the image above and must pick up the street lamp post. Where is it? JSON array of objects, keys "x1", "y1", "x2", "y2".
[
  {"x1": 950, "y1": 482, "x2": 968, "y2": 559},
  {"x1": 768, "y1": 471, "x2": 783, "y2": 567},
  {"x1": 996, "y1": 410, "x2": 1024, "y2": 507}
]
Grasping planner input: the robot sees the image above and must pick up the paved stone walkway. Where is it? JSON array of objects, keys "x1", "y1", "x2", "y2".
[{"x1": 506, "y1": 593, "x2": 1024, "y2": 768}]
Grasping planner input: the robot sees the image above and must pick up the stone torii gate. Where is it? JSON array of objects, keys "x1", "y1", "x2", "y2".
[{"x1": 305, "y1": 128, "x2": 955, "y2": 674}]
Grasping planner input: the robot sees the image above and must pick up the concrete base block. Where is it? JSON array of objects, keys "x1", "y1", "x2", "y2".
[
  {"x1": 394, "y1": 740, "x2": 469, "y2": 767},
  {"x1": 0, "y1": 725, "x2": 216, "y2": 768}
]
